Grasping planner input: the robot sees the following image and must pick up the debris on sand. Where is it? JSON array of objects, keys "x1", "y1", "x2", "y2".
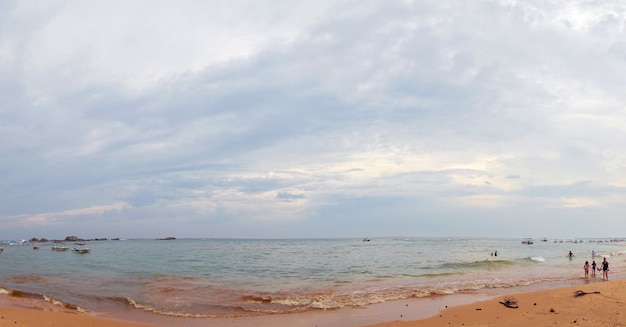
[
  {"x1": 499, "y1": 295, "x2": 519, "y2": 309},
  {"x1": 575, "y1": 290, "x2": 600, "y2": 297}
]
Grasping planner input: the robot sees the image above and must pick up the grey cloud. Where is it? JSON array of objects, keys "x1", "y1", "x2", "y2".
[
  {"x1": 3, "y1": 1, "x2": 626, "y2": 239},
  {"x1": 276, "y1": 192, "x2": 306, "y2": 201}
]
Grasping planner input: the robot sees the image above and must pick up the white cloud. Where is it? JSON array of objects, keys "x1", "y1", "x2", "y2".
[
  {"x1": 0, "y1": 202, "x2": 130, "y2": 230},
  {"x1": 8, "y1": 1, "x2": 337, "y2": 93},
  {"x1": 560, "y1": 197, "x2": 597, "y2": 208}
]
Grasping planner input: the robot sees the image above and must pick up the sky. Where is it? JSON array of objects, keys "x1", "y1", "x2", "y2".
[{"x1": 2, "y1": 0, "x2": 626, "y2": 240}]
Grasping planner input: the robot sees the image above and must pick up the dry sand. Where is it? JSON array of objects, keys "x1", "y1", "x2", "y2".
[
  {"x1": 364, "y1": 279, "x2": 626, "y2": 327},
  {"x1": 0, "y1": 306, "x2": 155, "y2": 327},
  {"x1": 2, "y1": 279, "x2": 626, "y2": 326}
]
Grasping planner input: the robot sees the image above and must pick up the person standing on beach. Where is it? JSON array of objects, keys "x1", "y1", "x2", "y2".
[
  {"x1": 584, "y1": 261, "x2": 590, "y2": 278},
  {"x1": 591, "y1": 260, "x2": 597, "y2": 278},
  {"x1": 602, "y1": 257, "x2": 609, "y2": 281}
]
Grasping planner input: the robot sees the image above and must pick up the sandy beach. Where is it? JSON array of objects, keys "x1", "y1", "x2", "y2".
[
  {"x1": 364, "y1": 279, "x2": 626, "y2": 327},
  {"x1": 1, "y1": 278, "x2": 625, "y2": 327},
  {"x1": 0, "y1": 306, "x2": 153, "y2": 327}
]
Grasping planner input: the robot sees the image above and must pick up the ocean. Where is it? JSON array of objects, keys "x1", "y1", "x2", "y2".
[{"x1": 0, "y1": 237, "x2": 624, "y2": 325}]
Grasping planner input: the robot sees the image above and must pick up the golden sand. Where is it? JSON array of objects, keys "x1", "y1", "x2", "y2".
[{"x1": 363, "y1": 279, "x2": 626, "y2": 327}]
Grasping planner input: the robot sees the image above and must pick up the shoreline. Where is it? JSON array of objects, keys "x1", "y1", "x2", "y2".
[{"x1": 0, "y1": 277, "x2": 622, "y2": 327}]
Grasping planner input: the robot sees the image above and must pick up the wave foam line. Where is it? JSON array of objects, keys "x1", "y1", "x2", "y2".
[
  {"x1": 0, "y1": 285, "x2": 85, "y2": 312},
  {"x1": 43, "y1": 295, "x2": 86, "y2": 312},
  {"x1": 126, "y1": 297, "x2": 229, "y2": 318}
]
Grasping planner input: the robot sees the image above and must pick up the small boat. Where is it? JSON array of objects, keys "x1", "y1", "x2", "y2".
[
  {"x1": 522, "y1": 238, "x2": 534, "y2": 244},
  {"x1": 0, "y1": 247, "x2": 3, "y2": 252},
  {"x1": 33, "y1": 245, "x2": 39, "y2": 250},
  {"x1": 72, "y1": 248, "x2": 90, "y2": 254},
  {"x1": 51, "y1": 246, "x2": 69, "y2": 251}
]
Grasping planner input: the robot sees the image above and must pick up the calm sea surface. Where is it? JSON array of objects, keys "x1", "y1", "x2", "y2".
[{"x1": 0, "y1": 237, "x2": 624, "y2": 322}]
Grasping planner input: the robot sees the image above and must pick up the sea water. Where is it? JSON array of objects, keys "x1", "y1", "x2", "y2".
[{"x1": 0, "y1": 237, "x2": 624, "y2": 322}]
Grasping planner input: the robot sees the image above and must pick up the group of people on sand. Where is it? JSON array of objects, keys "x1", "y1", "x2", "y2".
[{"x1": 583, "y1": 250, "x2": 609, "y2": 281}]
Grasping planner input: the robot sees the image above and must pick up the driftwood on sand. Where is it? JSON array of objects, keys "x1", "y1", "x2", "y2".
[
  {"x1": 499, "y1": 295, "x2": 519, "y2": 308},
  {"x1": 574, "y1": 290, "x2": 600, "y2": 297}
]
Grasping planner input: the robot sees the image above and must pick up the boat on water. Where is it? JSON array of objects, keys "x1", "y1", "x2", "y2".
[
  {"x1": 51, "y1": 246, "x2": 69, "y2": 251},
  {"x1": 522, "y1": 238, "x2": 534, "y2": 244},
  {"x1": 72, "y1": 248, "x2": 90, "y2": 254}
]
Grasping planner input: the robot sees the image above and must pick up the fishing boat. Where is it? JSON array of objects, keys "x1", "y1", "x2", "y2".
[
  {"x1": 522, "y1": 238, "x2": 534, "y2": 244},
  {"x1": 72, "y1": 247, "x2": 90, "y2": 254}
]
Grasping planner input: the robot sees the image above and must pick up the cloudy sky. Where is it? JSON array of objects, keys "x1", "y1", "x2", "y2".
[{"x1": 2, "y1": 0, "x2": 626, "y2": 240}]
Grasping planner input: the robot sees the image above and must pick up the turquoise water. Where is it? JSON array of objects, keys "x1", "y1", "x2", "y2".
[{"x1": 0, "y1": 237, "x2": 624, "y2": 320}]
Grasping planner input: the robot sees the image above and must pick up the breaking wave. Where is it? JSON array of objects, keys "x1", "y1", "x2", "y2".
[
  {"x1": 0, "y1": 286, "x2": 85, "y2": 312},
  {"x1": 438, "y1": 259, "x2": 515, "y2": 270}
]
